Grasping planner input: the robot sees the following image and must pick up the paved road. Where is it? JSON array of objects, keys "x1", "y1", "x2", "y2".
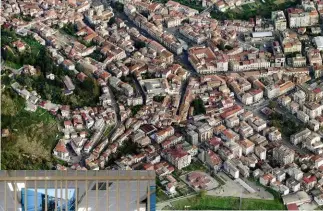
[{"x1": 95, "y1": 86, "x2": 122, "y2": 156}]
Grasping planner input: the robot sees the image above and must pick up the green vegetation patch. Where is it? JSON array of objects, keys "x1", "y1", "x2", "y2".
[
  {"x1": 105, "y1": 141, "x2": 140, "y2": 167},
  {"x1": 88, "y1": 49, "x2": 104, "y2": 62},
  {"x1": 131, "y1": 104, "x2": 143, "y2": 116},
  {"x1": 171, "y1": 195, "x2": 286, "y2": 210},
  {"x1": 153, "y1": 95, "x2": 165, "y2": 102},
  {"x1": 269, "y1": 110, "x2": 305, "y2": 137},
  {"x1": 60, "y1": 22, "x2": 77, "y2": 37},
  {"x1": 1, "y1": 88, "x2": 59, "y2": 170},
  {"x1": 157, "y1": 186, "x2": 170, "y2": 202},
  {"x1": 182, "y1": 160, "x2": 207, "y2": 172},
  {"x1": 211, "y1": 0, "x2": 298, "y2": 20},
  {"x1": 103, "y1": 124, "x2": 115, "y2": 138},
  {"x1": 2, "y1": 28, "x2": 101, "y2": 108},
  {"x1": 134, "y1": 40, "x2": 146, "y2": 49},
  {"x1": 191, "y1": 98, "x2": 206, "y2": 115}
]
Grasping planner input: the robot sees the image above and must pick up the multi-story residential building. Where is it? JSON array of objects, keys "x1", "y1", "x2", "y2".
[
  {"x1": 267, "y1": 127, "x2": 282, "y2": 141},
  {"x1": 308, "y1": 119, "x2": 320, "y2": 131},
  {"x1": 178, "y1": 24, "x2": 208, "y2": 44},
  {"x1": 265, "y1": 84, "x2": 280, "y2": 99},
  {"x1": 228, "y1": 51, "x2": 271, "y2": 71},
  {"x1": 239, "y1": 139, "x2": 255, "y2": 155},
  {"x1": 293, "y1": 90, "x2": 306, "y2": 104},
  {"x1": 272, "y1": 41, "x2": 286, "y2": 67},
  {"x1": 313, "y1": 36, "x2": 323, "y2": 51},
  {"x1": 225, "y1": 116, "x2": 240, "y2": 128},
  {"x1": 290, "y1": 128, "x2": 311, "y2": 145},
  {"x1": 265, "y1": 81, "x2": 295, "y2": 99},
  {"x1": 272, "y1": 11, "x2": 287, "y2": 31},
  {"x1": 287, "y1": 166, "x2": 304, "y2": 181},
  {"x1": 53, "y1": 140, "x2": 71, "y2": 162},
  {"x1": 223, "y1": 141, "x2": 242, "y2": 158},
  {"x1": 223, "y1": 160, "x2": 239, "y2": 179},
  {"x1": 286, "y1": 178, "x2": 301, "y2": 192},
  {"x1": 287, "y1": 7, "x2": 318, "y2": 28},
  {"x1": 248, "y1": 116, "x2": 267, "y2": 132},
  {"x1": 188, "y1": 47, "x2": 229, "y2": 74},
  {"x1": 197, "y1": 123, "x2": 213, "y2": 142},
  {"x1": 238, "y1": 121, "x2": 254, "y2": 138},
  {"x1": 272, "y1": 168, "x2": 286, "y2": 182},
  {"x1": 303, "y1": 102, "x2": 322, "y2": 119},
  {"x1": 260, "y1": 174, "x2": 276, "y2": 186},
  {"x1": 303, "y1": 132, "x2": 323, "y2": 154},
  {"x1": 187, "y1": 130, "x2": 199, "y2": 145},
  {"x1": 249, "y1": 89, "x2": 264, "y2": 102},
  {"x1": 280, "y1": 30, "x2": 302, "y2": 54},
  {"x1": 152, "y1": 126, "x2": 175, "y2": 144},
  {"x1": 273, "y1": 145, "x2": 295, "y2": 166},
  {"x1": 205, "y1": 150, "x2": 222, "y2": 172},
  {"x1": 163, "y1": 146, "x2": 192, "y2": 169},
  {"x1": 291, "y1": 54, "x2": 307, "y2": 67},
  {"x1": 255, "y1": 145, "x2": 267, "y2": 160},
  {"x1": 221, "y1": 129, "x2": 239, "y2": 142},
  {"x1": 297, "y1": 110, "x2": 310, "y2": 123},
  {"x1": 279, "y1": 95, "x2": 292, "y2": 107},
  {"x1": 307, "y1": 48, "x2": 323, "y2": 66},
  {"x1": 302, "y1": 175, "x2": 317, "y2": 190},
  {"x1": 289, "y1": 101, "x2": 300, "y2": 114}
]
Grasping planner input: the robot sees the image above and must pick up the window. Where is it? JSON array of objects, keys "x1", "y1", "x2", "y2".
[
  {"x1": 91, "y1": 182, "x2": 112, "y2": 190},
  {"x1": 21, "y1": 188, "x2": 76, "y2": 211}
]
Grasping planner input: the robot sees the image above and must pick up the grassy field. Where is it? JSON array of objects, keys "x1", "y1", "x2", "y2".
[
  {"x1": 1, "y1": 88, "x2": 60, "y2": 170},
  {"x1": 170, "y1": 195, "x2": 286, "y2": 210},
  {"x1": 212, "y1": 0, "x2": 298, "y2": 20}
]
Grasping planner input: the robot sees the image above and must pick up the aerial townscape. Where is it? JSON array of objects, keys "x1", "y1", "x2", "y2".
[{"x1": 2, "y1": 0, "x2": 323, "y2": 210}]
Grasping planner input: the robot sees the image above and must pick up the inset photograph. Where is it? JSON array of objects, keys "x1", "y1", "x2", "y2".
[{"x1": 0, "y1": 170, "x2": 156, "y2": 211}]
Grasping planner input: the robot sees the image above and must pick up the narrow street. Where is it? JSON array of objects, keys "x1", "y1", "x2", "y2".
[{"x1": 113, "y1": 9, "x2": 197, "y2": 75}]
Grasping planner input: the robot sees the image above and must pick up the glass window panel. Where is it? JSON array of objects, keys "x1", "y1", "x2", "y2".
[{"x1": 76, "y1": 181, "x2": 86, "y2": 204}]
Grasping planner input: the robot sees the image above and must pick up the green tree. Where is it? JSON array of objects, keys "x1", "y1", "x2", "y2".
[
  {"x1": 115, "y1": 2, "x2": 124, "y2": 12},
  {"x1": 108, "y1": 17, "x2": 116, "y2": 26},
  {"x1": 134, "y1": 40, "x2": 146, "y2": 49},
  {"x1": 192, "y1": 98, "x2": 206, "y2": 115},
  {"x1": 217, "y1": 41, "x2": 226, "y2": 51},
  {"x1": 269, "y1": 101, "x2": 278, "y2": 109}
]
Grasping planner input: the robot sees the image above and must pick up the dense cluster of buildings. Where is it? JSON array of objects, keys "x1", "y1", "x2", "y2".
[{"x1": 3, "y1": 0, "x2": 323, "y2": 209}]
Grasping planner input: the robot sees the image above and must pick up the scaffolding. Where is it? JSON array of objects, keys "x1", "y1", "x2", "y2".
[{"x1": 0, "y1": 170, "x2": 156, "y2": 211}]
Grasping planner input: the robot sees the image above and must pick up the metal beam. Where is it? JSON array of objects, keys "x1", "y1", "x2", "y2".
[
  {"x1": 147, "y1": 181, "x2": 150, "y2": 211},
  {"x1": 0, "y1": 175, "x2": 155, "y2": 181}
]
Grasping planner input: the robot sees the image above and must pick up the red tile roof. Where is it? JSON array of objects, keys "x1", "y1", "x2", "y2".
[
  {"x1": 303, "y1": 175, "x2": 317, "y2": 184},
  {"x1": 287, "y1": 203, "x2": 299, "y2": 211},
  {"x1": 54, "y1": 140, "x2": 68, "y2": 153}
]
